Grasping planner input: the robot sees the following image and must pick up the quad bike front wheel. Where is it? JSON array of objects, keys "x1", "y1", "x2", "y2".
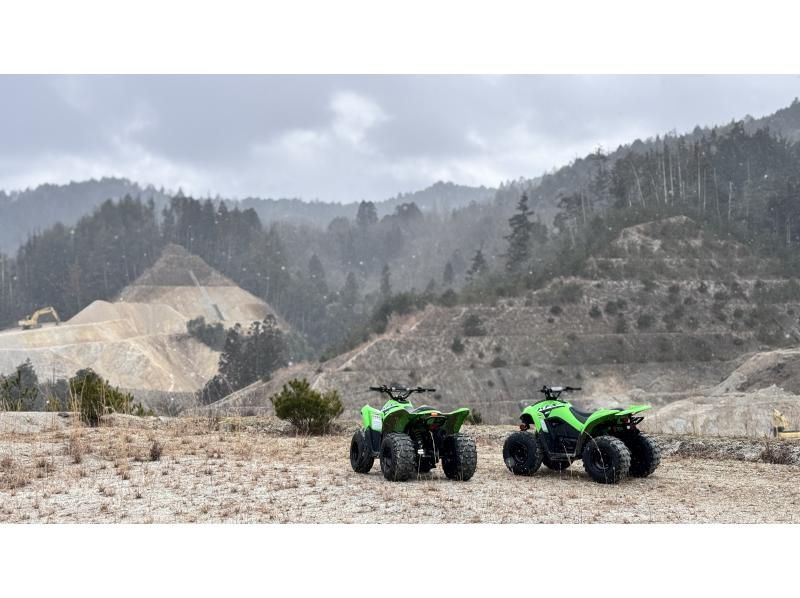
[
  {"x1": 503, "y1": 431, "x2": 543, "y2": 476},
  {"x1": 622, "y1": 432, "x2": 661, "y2": 477},
  {"x1": 350, "y1": 429, "x2": 374, "y2": 474},
  {"x1": 581, "y1": 435, "x2": 631, "y2": 484},
  {"x1": 441, "y1": 433, "x2": 477, "y2": 481},
  {"x1": 380, "y1": 433, "x2": 416, "y2": 481}
]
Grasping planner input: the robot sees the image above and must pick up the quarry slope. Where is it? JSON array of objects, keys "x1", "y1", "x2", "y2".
[
  {"x1": 209, "y1": 217, "x2": 800, "y2": 436},
  {"x1": 0, "y1": 244, "x2": 278, "y2": 407}
]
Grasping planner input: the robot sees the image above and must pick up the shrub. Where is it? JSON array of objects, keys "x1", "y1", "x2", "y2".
[
  {"x1": 636, "y1": 313, "x2": 655, "y2": 330},
  {"x1": 463, "y1": 314, "x2": 487, "y2": 337},
  {"x1": 549, "y1": 305, "x2": 562, "y2": 316},
  {"x1": 589, "y1": 305, "x2": 602, "y2": 318},
  {"x1": 558, "y1": 282, "x2": 584, "y2": 304},
  {"x1": 270, "y1": 378, "x2": 343, "y2": 435},
  {"x1": 490, "y1": 357, "x2": 508, "y2": 368},
  {"x1": 69, "y1": 369, "x2": 151, "y2": 426},
  {"x1": 641, "y1": 279, "x2": 657, "y2": 292},
  {"x1": 614, "y1": 316, "x2": 628, "y2": 334},
  {"x1": 451, "y1": 337, "x2": 465, "y2": 354},
  {"x1": 438, "y1": 289, "x2": 459, "y2": 307},
  {"x1": 604, "y1": 300, "x2": 619, "y2": 316},
  {"x1": 149, "y1": 439, "x2": 163, "y2": 462},
  {"x1": 467, "y1": 409, "x2": 483, "y2": 425},
  {"x1": 186, "y1": 317, "x2": 226, "y2": 351}
]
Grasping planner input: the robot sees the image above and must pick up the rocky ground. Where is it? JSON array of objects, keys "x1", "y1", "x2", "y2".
[{"x1": 1, "y1": 414, "x2": 798, "y2": 523}]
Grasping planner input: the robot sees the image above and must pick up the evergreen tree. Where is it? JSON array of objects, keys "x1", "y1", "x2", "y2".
[
  {"x1": 356, "y1": 200, "x2": 378, "y2": 228},
  {"x1": 380, "y1": 263, "x2": 392, "y2": 298},
  {"x1": 443, "y1": 261, "x2": 455, "y2": 285},
  {"x1": 308, "y1": 253, "x2": 329, "y2": 297},
  {"x1": 467, "y1": 248, "x2": 488, "y2": 280},
  {"x1": 504, "y1": 193, "x2": 533, "y2": 272},
  {"x1": 341, "y1": 272, "x2": 359, "y2": 309}
]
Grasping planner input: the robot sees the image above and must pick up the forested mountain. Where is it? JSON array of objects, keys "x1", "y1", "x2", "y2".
[
  {"x1": 0, "y1": 178, "x2": 496, "y2": 254},
  {"x1": 3, "y1": 100, "x2": 800, "y2": 367},
  {"x1": 239, "y1": 181, "x2": 495, "y2": 228},
  {"x1": 0, "y1": 178, "x2": 170, "y2": 253}
]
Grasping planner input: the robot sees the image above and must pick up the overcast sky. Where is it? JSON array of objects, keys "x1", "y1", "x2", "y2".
[{"x1": 0, "y1": 75, "x2": 798, "y2": 202}]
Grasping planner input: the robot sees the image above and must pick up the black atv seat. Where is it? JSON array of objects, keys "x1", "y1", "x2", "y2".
[
  {"x1": 407, "y1": 405, "x2": 437, "y2": 414},
  {"x1": 568, "y1": 406, "x2": 594, "y2": 423}
]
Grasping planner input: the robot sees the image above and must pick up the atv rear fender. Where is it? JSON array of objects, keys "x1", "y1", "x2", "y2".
[{"x1": 382, "y1": 406, "x2": 471, "y2": 435}]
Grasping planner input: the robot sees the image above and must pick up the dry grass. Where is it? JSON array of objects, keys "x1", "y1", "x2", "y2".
[{"x1": 0, "y1": 419, "x2": 798, "y2": 523}]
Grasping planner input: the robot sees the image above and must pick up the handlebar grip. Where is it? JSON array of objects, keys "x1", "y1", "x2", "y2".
[
  {"x1": 567, "y1": 386, "x2": 582, "y2": 391},
  {"x1": 369, "y1": 386, "x2": 384, "y2": 391}
]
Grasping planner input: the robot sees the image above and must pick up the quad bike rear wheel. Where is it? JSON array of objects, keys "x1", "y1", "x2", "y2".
[
  {"x1": 350, "y1": 429, "x2": 374, "y2": 474},
  {"x1": 622, "y1": 432, "x2": 661, "y2": 477},
  {"x1": 441, "y1": 433, "x2": 477, "y2": 481},
  {"x1": 581, "y1": 435, "x2": 631, "y2": 484},
  {"x1": 380, "y1": 433, "x2": 416, "y2": 481},
  {"x1": 503, "y1": 431, "x2": 543, "y2": 476}
]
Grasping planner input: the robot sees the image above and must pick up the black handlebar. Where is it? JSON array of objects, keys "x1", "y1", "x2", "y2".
[
  {"x1": 369, "y1": 385, "x2": 436, "y2": 401},
  {"x1": 539, "y1": 385, "x2": 581, "y2": 393},
  {"x1": 369, "y1": 385, "x2": 436, "y2": 393}
]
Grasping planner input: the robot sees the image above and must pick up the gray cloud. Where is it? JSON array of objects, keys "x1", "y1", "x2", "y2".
[{"x1": 1, "y1": 75, "x2": 798, "y2": 202}]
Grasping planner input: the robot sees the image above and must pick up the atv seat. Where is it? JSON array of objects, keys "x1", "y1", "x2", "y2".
[
  {"x1": 408, "y1": 405, "x2": 437, "y2": 414},
  {"x1": 568, "y1": 406, "x2": 595, "y2": 423}
]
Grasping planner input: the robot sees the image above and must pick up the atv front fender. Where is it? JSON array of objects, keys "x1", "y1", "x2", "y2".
[{"x1": 361, "y1": 405, "x2": 383, "y2": 431}]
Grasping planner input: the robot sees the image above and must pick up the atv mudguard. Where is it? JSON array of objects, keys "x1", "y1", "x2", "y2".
[
  {"x1": 382, "y1": 406, "x2": 471, "y2": 435},
  {"x1": 361, "y1": 405, "x2": 383, "y2": 431},
  {"x1": 521, "y1": 402, "x2": 651, "y2": 435}
]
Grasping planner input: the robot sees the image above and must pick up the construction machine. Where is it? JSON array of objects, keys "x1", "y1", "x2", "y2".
[
  {"x1": 18, "y1": 306, "x2": 61, "y2": 330},
  {"x1": 772, "y1": 409, "x2": 800, "y2": 440}
]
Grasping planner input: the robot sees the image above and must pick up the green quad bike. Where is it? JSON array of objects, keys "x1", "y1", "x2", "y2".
[
  {"x1": 503, "y1": 385, "x2": 661, "y2": 484},
  {"x1": 349, "y1": 385, "x2": 477, "y2": 482}
]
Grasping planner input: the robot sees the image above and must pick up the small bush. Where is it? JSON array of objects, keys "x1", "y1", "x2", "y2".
[
  {"x1": 149, "y1": 439, "x2": 163, "y2": 462},
  {"x1": 69, "y1": 369, "x2": 151, "y2": 426},
  {"x1": 463, "y1": 314, "x2": 487, "y2": 337},
  {"x1": 558, "y1": 282, "x2": 583, "y2": 304},
  {"x1": 270, "y1": 378, "x2": 343, "y2": 435},
  {"x1": 641, "y1": 279, "x2": 657, "y2": 292},
  {"x1": 549, "y1": 305, "x2": 562, "y2": 316},
  {"x1": 490, "y1": 357, "x2": 508, "y2": 368},
  {"x1": 614, "y1": 316, "x2": 628, "y2": 334},
  {"x1": 438, "y1": 289, "x2": 459, "y2": 307},
  {"x1": 467, "y1": 409, "x2": 483, "y2": 425},
  {"x1": 604, "y1": 300, "x2": 619, "y2": 316},
  {"x1": 589, "y1": 305, "x2": 602, "y2": 318},
  {"x1": 451, "y1": 337, "x2": 465, "y2": 354},
  {"x1": 636, "y1": 313, "x2": 655, "y2": 330}
]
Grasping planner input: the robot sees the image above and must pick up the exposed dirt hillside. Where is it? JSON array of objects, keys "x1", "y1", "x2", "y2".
[
  {"x1": 207, "y1": 217, "x2": 800, "y2": 435},
  {"x1": 0, "y1": 245, "x2": 279, "y2": 409}
]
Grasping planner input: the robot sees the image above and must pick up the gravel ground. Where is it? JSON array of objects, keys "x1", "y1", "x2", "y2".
[{"x1": 1, "y1": 419, "x2": 799, "y2": 523}]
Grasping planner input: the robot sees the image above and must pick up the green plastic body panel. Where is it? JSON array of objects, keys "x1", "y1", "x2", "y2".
[
  {"x1": 521, "y1": 401, "x2": 652, "y2": 436},
  {"x1": 360, "y1": 400, "x2": 470, "y2": 435}
]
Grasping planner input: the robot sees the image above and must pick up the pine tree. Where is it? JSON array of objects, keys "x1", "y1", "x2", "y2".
[
  {"x1": 380, "y1": 263, "x2": 392, "y2": 298},
  {"x1": 504, "y1": 193, "x2": 533, "y2": 272},
  {"x1": 356, "y1": 201, "x2": 378, "y2": 229},
  {"x1": 341, "y1": 272, "x2": 359, "y2": 309},
  {"x1": 308, "y1": 253, "x2": 328, "y2": 296},
  {"x1": 443, "y1": 261, "x2": 454, "y2": 285},
  {"x1": 467, "y1": 248, "x2": 488, "y2": 280}
]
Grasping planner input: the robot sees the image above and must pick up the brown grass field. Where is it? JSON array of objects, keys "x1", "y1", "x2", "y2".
[{"x1": 1, "y1": 415, "x2": 799, "y2": 523}]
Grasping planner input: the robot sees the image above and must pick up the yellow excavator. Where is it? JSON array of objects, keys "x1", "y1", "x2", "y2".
[
  {"x1": 772, "y1": 409, "x2": 800, "y2": 440},
  {"x1": 18, "y1": 306, "x2": 61, "y2": 330}
]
